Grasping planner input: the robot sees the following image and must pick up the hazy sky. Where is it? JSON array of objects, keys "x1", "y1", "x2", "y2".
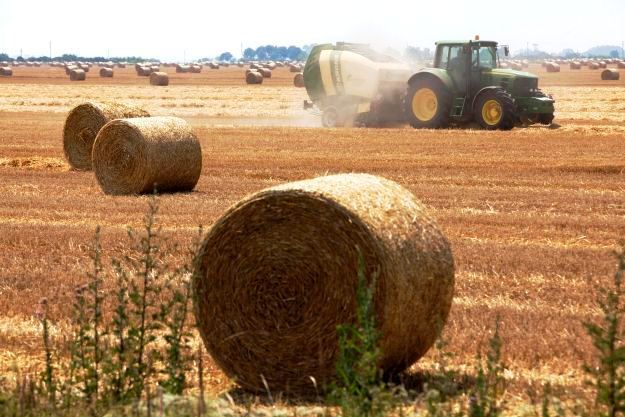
[{"x1": 1, "y1": 0, "x2": 624, "y2": 60}]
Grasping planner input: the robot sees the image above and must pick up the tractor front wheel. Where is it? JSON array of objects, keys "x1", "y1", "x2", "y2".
[
  {"x1": 405, "y1": 78, "x2": 451, "y2": 129},
  {"x1": 474, "y1": 89, "x2": 515, "y2": 131}
]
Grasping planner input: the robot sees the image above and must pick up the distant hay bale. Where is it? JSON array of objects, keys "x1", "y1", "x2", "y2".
[
  {"x1": 259, "y1": 68, "x2": 272, "y2": 78},
  {"x1": 289, "y1": 64, "x2": 300, "y2": 72},
  {"x1": 176, "y1": 64, "x2": 190, "y2": 73},
  {"x1": 589, "y1": 62, "x2": 600, "y2": 70},
  {"x1": 499, "y1": 62, "x2": 510, "y2": 69},
  {"x1": 618, "y1": 62, "x2": 625, "y2": 69},
  {"x1": 511, "y1": 63, "x2": 523, "y2": 71},
  {"x1": 192, "y1": 173, "x2": 455, "y2": 395},
  {"x1": 599, "y1": 61, "x2": 607, "y2": 69},
  {"x1": 63, "y1": 102, "x2": 150, "y2": 170},
  {"x1": 92, "y1": 116, "x2": 202, "y2": 195},
  {"x1": 245, "y1": 71, "x2": 263, "y2": 84},
  {"x1": 249, "y1": 63, "x2": 260, "y2": 70},
  {"x1": 570, "y1": 62, "x2": 582, "y2": 70},
  {"x1": 0, "y1": 67, "x2": 12, "y2": 76},
  {"x1": 293, "y1": 72, "x2": 304, "y2": 87},
  {"x1": 601, "y1": 69, "x2": 620, "y2": 81},
  {"x1": 190, "y1": 65, "x2": 202, "y2": 73},
  {"x1": 99, "y1": 67, "x2": 114, "y2": 77},
  {"x1": 150, "y1": 71, "x2": 169, "y2": 86},
  {"x1": 150, "y1": 65, "x2": 160, "y2": 73},
  {"x1": 545, "y1": 62, "x2": 560, "y2": 73},
  {"x1": 208, "y1": 63, "x2": 219, "y2": 69},
  {"x1": 116, "y1": 63, "x2": 126, "y2": 68},
  {"x1": 70, "y1": 69, "x2": 86, "y2": 81},
  {"x1": 79, "y1": 64, "x2": 90, "y2": 72},
  {"x1": 65, "y1": 65, "x2": 78, "y2": 75},
  {"x1": 136, "y1": 66, "x2": 151, "y2": 76}
]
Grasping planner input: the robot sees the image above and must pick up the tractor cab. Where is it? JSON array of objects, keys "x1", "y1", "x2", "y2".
[{"x1": 405, "y1": 39, "x2": 555, "y2": 130}]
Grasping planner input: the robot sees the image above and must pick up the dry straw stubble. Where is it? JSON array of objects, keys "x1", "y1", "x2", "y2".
[
  {"x1": 63, "y1": 102, "x2": 150, "y2": 170},
  {"x1": 193, "y1": 173, "x2": 455, "y2": 395},
  {"x1": 92, "y1": 116, "x2": 202, "y2": 195}
]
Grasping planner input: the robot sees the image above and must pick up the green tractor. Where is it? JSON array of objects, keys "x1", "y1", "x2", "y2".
[{"x1": 406, "y1": 39, "x2": 555, "y2": 130}]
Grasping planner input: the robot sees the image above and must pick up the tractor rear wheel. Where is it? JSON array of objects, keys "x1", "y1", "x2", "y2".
[
  {"x1": 405, "y1": 78, "x2": 451, "y2": 129},
  {"x1": 474, "y1": 89, "x2": 515, "y2": 130}
]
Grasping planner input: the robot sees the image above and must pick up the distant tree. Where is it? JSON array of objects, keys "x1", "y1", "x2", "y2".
[
  {"x1": 610, "y1": 50, "x2": 620, "y2": 59},
  {"x1": 218, "y1": 52, "x2": 233, "y2": 62},
  {"x1": 0, "y1": 53, "x2": 9, "y2": 61},
  {"x1": 16, "y1": 56, "x2": 24, "y2": 62},
  {"x1": 255, "y1": 46, "x2": 268, "y2": 60},
  {"x1": 286, "y1": 46, "x2": 302, "y2": 61},
  {"x1": 243, "y1": 48, "x2": 255, "y2": 60}
]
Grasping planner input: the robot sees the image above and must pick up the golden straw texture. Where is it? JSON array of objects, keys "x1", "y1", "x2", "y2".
[
  {"x1": 193, "y1": 173, "x2": 455, "y2": 395},
  {"x1": 63, "y1": 102, "x2": 150, "y2": 170},
  {"x1": 92, "y1": 116, "x2": 202, "y2": 195}
]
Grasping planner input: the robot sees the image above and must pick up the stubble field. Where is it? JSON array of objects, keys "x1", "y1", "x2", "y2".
[{"x1": 0, "y1": 63, "x2": 624, "y2": 404}]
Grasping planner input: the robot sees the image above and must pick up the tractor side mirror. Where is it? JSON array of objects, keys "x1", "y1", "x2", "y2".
[{"x1": 504, "y1": 46, "x2": 510, "y2": 57}]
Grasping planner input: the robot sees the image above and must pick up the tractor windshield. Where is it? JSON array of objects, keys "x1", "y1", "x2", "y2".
[{"x1": 472, "y1": 46, "x2": 496, "y2": 69}]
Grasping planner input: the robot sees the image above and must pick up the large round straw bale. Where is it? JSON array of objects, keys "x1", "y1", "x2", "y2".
[
  {"x1": 618, "y1": 61, "x2": 625, "y2": 69},
  {"x1": 92, "y1": 117, "x2": 202, "y2": 195},
  {"x1": 65, "y1": 65, "x2": 78, "y2": 75},
  {"x1": 293, "y1": 72, "x2": 304, "y2": 87},
  {"x1": 259, "y1": 68, "x2": 272, "y2": 78},
  {"x1": 99, "y1": 67, "x2": 114, "y2": 77},
  {"x1": 70, "y1": 69, "x2": 86, "y2": 81},
  {"x1": 190, "y1": 65, "x2": 202, "y2": 73},
  {"x1": 570, "y1": 62, "x2": 581, "y2": 70},
  {"x1": 193, "y1": 173, "x2": 454, "y2": 395},
  {"x1": 136, "y1": 66, "x2": 151, "y2": 76},
  {"x1": 0, "y1": 67, "x2": 12, "y2": 76},
  {"x1": 602, "y1": 69, "x2": 620, "y2": 80},
  {"x1": 245, "y1": 71, "x2": 263, "y2": 84},
  {"x1": 79, "y1": 64, "x2": 90, "y2": 72},
  {"x1": 63, "y1": 102, "x2": 150, "y2": 170},
  {"x1": 545, "y1": 62, "x2": 560, "y2": 73},
  {"x1": 150, "y1": 71, "x2": 169, "y2": 86},
  {"x1": 117, "y1": 63, "x2": 126, "y2": 68}
]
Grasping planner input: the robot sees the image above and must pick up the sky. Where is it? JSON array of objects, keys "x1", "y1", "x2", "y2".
[{"x1": 0, "y1": 0, "x2": 624, "y2": 61}]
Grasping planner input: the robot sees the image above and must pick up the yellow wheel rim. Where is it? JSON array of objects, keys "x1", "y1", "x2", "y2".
[
  {"x1": 482, "y1": 99, "x2": 503, "y2": 126},
  {"x1": 411, "y1": 88, "x2": 438, "y2": 122}
]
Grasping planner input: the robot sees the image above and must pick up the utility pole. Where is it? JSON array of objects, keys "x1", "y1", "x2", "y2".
[
  {"x1": 20, "y1": 48, "x2": 22, "y2": 58},
  {"x1": 183, "y1": 49, "x2": 186, "y2": 64},
  {"x1": 49, "y1": 41, "x2": 52, "y2": 60}
]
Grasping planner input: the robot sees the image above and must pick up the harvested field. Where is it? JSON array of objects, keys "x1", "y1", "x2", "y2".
[{"x1": 0, "y1": 63, "x2": 625, "y2": 407}]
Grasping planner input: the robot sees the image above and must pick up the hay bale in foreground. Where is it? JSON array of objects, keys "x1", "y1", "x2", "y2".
[
  {"x1": 99, "y1": 67, "x2": 114, "y2": 77},
  {"x1": 70, "y1": 69, "x2": 86, "y2": 81},
  {"x1": 63, "y1": 102, "x2": 150, "y2": 170},
  {"x1": 545, "y1": 62, "x2": 560, "y2": 73},
  {"x1": 193, "y1": 173, "x2": 455, "y2": 395},
  {"x1": 0, "y1": 67, "x2": 12, "y2": 76},
  {"x1": 245, "y1": 71, "x2": 263, "y2": 84},
  {"x1": 602, "y1": 69, "x2": 620, "y2": 80},
  {"x1": 293, "y1": 72, "x2": 304, "y2": 87},
  {"x1": 150, "y1": 71, "x2": 169, "y2": 86},
  {"x1": 92, "y1": 117, "x2": 202, "y2": 195}
]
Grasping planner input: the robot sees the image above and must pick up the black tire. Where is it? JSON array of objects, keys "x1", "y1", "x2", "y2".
[
  {"x1": 538, "y1": 113, "x2": 554, "y2": 125},
  {"x1": 405, "y1": 77, "x2": 451, "y2": 129},
  {"x1": 474, "y1": 88, "x2": 515, "y2": 131}
]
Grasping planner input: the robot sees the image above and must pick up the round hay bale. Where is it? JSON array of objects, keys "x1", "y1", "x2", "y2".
[
  {"x1": 289, "y1": 64, "x2": 300, "y2": 73},
  {"x1": 545, "y1": 62, "x2": 560, "y2": 73},
  {"x1": 65, "y1": 65, "x2": 78, "y2": 75},
  {"x1": 249, "y1": 63, "x2": 260, "y2": 70},
  {"x1": 136, "y1": 66, "x2": 151, "y2": 76},
  {"x1": 79, "y1": 64, "x2": 90, "y2": 72},
  {"x1": 190, "y1": 65, "x2": 202, "y2": 73},
  {"x1": 99, "y1": 67, "x2": 114, "y2": 78},
  {"x1": 192, "y1": 173, "x2": 455, "y2": 395},
  {"x1": 116, "y1": 63, "x2": 126, "y2": 68},
  {"x1": 599, "y1": 61, "x2": 607, "y2": 69},
  {"x1": 63, "y1": 102, "x2": 150, "y2": 170},
  {"x1": 618, "y1": 61, "x2": 625, "y2": 69},
  {"x1": 176, "y1": 64, "x2": 190, "y2": 73},
  {"x1": 570, "y1": 62, "x2": 581, "y2": 70},
  {"x1": 589, "y1": 62, "x2": 600, "y2": 70},
  {"x1": 150, "y1": 71, "x2": 169, "y2": 86},
  {"x1": 70, "y1": 69, "x2": 86, "y2": 81},
  {"x1": 293, "y1": 72, "x2": 304, "y2": 88},
  {"x1": 0, "y1": 67, "x2": 13, "y2": 76},
  {"x1": 150, "y1": 65, "x2": 160, "y2": 73},
  {"x1": 245, "y1": 71, "x2": 263, "y2": 84},
  {"x1": 259, "y1": 68, "x2": 272, "y2": 78},
  {"x1": 92, "y1": 116, "x2": 202, "y2": 195},
  {"x1": 602, "y1": 69, "x2": 620, "y2": 80}
]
